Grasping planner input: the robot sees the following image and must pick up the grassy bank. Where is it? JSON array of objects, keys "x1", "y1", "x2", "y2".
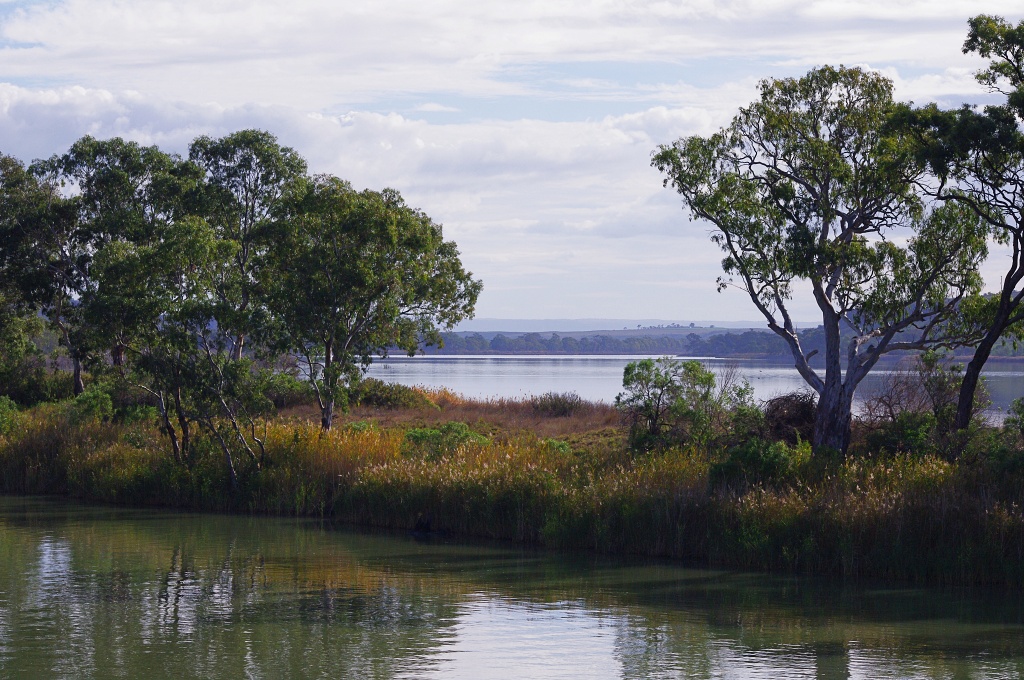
[{"x1": 1, "y1": 385, "x2": 1023, "y2": 588}]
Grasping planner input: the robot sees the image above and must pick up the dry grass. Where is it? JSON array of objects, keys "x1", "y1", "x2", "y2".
[
  {"x1": 281, "y1": 388, "x2": 621, "y2": 438},
  {"x1": 5, "y1": 387, "x2": 1024, "y2": 587}
]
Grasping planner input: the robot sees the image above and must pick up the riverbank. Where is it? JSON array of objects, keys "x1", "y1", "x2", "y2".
[{"x1": 2, "y1": 386, "x2": 1023, "y2": 588}]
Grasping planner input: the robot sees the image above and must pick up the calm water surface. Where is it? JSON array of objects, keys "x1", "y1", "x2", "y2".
[
  {"x1": 366, "y1": 355, "x2": 1024, "y2": 417},
  {"x1": 2, "y1": 496, "x2": 1023, "y2": 679}
]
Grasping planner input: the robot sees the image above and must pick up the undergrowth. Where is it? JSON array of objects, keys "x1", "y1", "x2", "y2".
[{"x1": 2, "y1": 386, "x2": 1024, "y2": 587}]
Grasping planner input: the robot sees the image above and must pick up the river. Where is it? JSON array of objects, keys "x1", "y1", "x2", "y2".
[{"x1": 0, "y1": 496, "x2": 1022, "y2": 679}]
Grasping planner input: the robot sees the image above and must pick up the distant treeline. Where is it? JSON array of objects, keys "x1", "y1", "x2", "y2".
[
  {"x1": 430, "y1": 330, "x2": 795, "y2": 356},
  {"x1": 429, "y1": 328, "x2": 1024, "y2": 358}
]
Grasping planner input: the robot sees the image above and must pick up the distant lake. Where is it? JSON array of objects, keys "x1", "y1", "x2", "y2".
[{"x1": 366, "y1": 355, "x2": 1024, "y2": 418}]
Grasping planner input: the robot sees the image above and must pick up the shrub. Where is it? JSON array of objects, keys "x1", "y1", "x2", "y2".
[
  {"x1": 265, "y1": 372, "x2": 316, "y2": 409},
  {"x1": 864, "y1": 411, "x2": 937, "y2": 457},
  {"x1": 709, "y1": 437, "x2": 810, "y2": 491},
  {"x1": 403, "y1": 422, "x2": 489, "y2": 460},
  {"x1": 530, "y1": 391, "x2": 586, "y2": 417},
  {"x1": 352, "y1": 378, "x2": 436, "y2": 410},
  {"x1": 0, "y1": 395, "x2": 19, "y2": 436},
  {"x1": 68, "y1": 387, "x2": 114, "y2": 426},
  {"x1": 616, "y1": 357, "x2": 752, "y2": 452}
]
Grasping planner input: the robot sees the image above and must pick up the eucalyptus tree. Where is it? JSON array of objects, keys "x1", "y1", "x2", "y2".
[
  {"x1": 268, "y1": 176, "x2": 482, "y2": 430},
  {"x1": 653, "y1": 66, "x2": 988, "y2": 453},
  {"x1": 46, "y1": 136, "x2": 191, "y2": 374},
  {"x1": 189, "y1": 129, "x2": 307, "y2": 361},
  {"x1": 0, "y1": 154, "x2": 85, "y2": 392},
  {"x1": 896, "y1": 15, "x2": 1024, "y2": 431}
]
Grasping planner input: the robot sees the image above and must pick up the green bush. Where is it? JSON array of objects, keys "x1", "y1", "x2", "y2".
[
  {"x1": 265, "y1": 373, "x2": 316, "y2": 409},
  {"x1": 0, "y1": 395, "x2": 19, "y2": 436},
  {"x1": 865, "y1": 411, "x2": 936, "y2": 457},
  {"x1": 352, "y1": 378, "x2": 436, "y2": 410},
  {"x1": 0, "y1": 358, "x2": 75, "y2": 406},
  {"x1": 68, "y1": 387, "x2": 114, "y2": 426},
  {"x1": 710, "y1": 437, "x2": 810, "y2": 490},
  {"x1": 403, "y1": 422, "x2": 488, "y2": 461},
  {"x1": 616, "y1": 357, "x2": 753, "y2": 452}
]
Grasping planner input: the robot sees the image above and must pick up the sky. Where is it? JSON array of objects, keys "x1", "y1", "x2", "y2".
[{"x1": 0, "y1": 0, "x2": 1018, "y2": 323}]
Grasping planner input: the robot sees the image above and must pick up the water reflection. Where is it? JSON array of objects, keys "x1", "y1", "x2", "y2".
[{"x1": 0, "y1": 497, "x2": 1023, "y2": 678}]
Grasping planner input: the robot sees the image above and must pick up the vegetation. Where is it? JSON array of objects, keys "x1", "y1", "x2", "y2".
[
  {"x1": 894, "y1": 15, "x2": 1024, "y2": 431},
  {"x1": 654, "y1": 65, "x2": 988, "y2": 454},
  {"x1": 0, "y1": 130, "x2": 480, "y2": 487},
  {"x1": 0, "y1": 365, "x2": 1023, "y2": 587},
  {"x1": 6, "y1": 15, "x2": 1024, "y2": 589}
]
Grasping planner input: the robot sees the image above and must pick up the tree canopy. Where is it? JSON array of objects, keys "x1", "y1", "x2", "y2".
[
  {"x1": 654, "y1": 65, "x2": 988, "y2": 453},
  {"x1": 0, "y1": 130, "x2": 481, "y2": 477}
]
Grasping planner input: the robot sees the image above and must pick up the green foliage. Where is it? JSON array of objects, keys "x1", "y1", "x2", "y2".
[
  {"x1": 653, "y1": 65, "x2": 988, "y2": 453},
  {"x1": 68, "y1": 387, "x2": 113, "y2": 426},
  {"x1": 865, "y1": 411, "x2": 937, "y2": 457},
  {"x1": 710, "y1": 438, "x2": 811, "y2": 491},
  {"x1": 0, "y1": 396, "x2": 19, "y2": 436},
  {"x1": 616, "y1": 357, "x2": 752, "y2": 452},
  {"x1": 264, "y1": 372, "x2": 316, "y2": 409},
  {"x1": 265, "y1": 175, "x2": 481, "y2": 430},
  {"x1": 403, "y1": 422, "x2": 489, "y2": 461},
  {"x1": 351, "y1": 378, "x2": 436, "y2": 410},
  {"x1": 530, "y1": 391, "x2": 586, "y2": 417}
]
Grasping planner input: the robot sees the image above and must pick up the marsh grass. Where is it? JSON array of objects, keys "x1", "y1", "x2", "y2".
[{"x1": 3, "y1": 390, "x2": 1024, "y2": 586}]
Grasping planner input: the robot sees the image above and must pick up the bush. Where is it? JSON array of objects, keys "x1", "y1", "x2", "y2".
[
  {"x1": 530, "y1": 391, "x2": 586, "y2": 417},
  {"x1": 352, "y1": 378, "x2": 436, "y2": 410},
  {"x1": 709, "y1": 437, "x2": 810, "y2": 491},
  {"x1": 0, "y1": 357, "x2": 75, "y2": 406},
  {"x1": 615, "y1": 357, "x2": 752, "y2": 452},
  {"x1": 68, "y1": 387, "x2": 114, "y2": 426},
  {"x1": 763, "y1": 392, "x2": 816, "y2": 445},
  {"x1": 0, "y1": 395, "x2": 19, "y2": 436},
  {"x1": 403, "y1": 422, "x2": 489, "y2": 460},
  {"x1": 864, "y1": 411, "x2": 937, "y2": 457},
  {"x1": 265, "y1": 373, "x2": 316, "y2": 409}
]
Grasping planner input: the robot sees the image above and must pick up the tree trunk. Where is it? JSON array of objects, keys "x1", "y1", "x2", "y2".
[
  {"x1": 159, "y1": 403, "x2": 182, "y2": 465},
  {"x1": 955, "y1": 326, "x2": 1001, "y2": 431},
  {"x1": 72, "y1": 357, "x2": 85, "y2": 395},
  {"x1": 173, "y1": 387, "x2": 191, "y2": 463},
  {"x1": 231, "y1": 335, "x2": 245, "y2": 362},
  {"x1": 321, "y1": 399, "x2": 334, "y2": 431},
  {"x1": 813, "y1": 380, "x2": 853, "y2": 455}
]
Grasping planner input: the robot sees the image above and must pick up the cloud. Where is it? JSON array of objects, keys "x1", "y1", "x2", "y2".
[
  {"x1": 414, "y1": 103, "x2": 461, "y2": 113},
  {"x1": 0, "y1": 1, "x2": 1015, "y2": 319}
]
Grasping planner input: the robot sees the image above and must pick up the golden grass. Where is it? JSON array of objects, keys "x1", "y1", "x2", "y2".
[{"x1": 3, "y1": 391, "x2": 1024, "y2": 587}]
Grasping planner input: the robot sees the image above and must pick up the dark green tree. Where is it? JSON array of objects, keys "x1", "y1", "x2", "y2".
[
  {"x1": 897, "y1": 15, "x2": 1024, "y2": 431},
  {"x1": 268, "y1": 176, "x2": 481, "y2": 430},
  {"x1": 654, "y1": 66, "x2": 988, "y2": 453},
  {"x1": 189, "y1": 129, "x2": 307, "y2": 361},
  {"x1": 0, "y1": 154, "x2": 85, "y2": 392}
]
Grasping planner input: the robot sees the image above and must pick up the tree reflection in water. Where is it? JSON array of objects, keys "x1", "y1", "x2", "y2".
[{"x1": 0, "y1": 496, "x2": 1022, "y2": 679}]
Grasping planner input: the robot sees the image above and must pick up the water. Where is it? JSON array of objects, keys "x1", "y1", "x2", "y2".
[
  {"x1": 366, "y1": 355, "x2": 1024, "y2": 416},
  {"x1": 1, "y1": 496, "x2": 1023, "y2": 679}
]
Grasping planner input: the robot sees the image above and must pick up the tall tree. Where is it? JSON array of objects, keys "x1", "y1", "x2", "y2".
[
  {"x1": 189, "y1": 130, "x2": 307, "y2": 361},
  {"x1": 268, "y1": 176, "x2": 481, "y2": 430},
  {"x1": 653, "y1": 66, "x2": 988, "y2": 453},
  {"x1": 898, "y1": 15, "x2": 1024, "y2": 431},
  {"x1": 0, "y1": 154, "x2": 86, "y2": 393},
  {"x1": 47, "y1": 136, "x2": 185, "y2": 372}
]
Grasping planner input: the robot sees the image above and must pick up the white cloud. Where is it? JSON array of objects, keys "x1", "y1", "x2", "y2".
[{"x1": 0, "y1": 1, "x2": 1017, "y2": 319}]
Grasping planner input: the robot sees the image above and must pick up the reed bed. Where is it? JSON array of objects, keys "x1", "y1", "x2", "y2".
[{"x1": 2, "y1": 394, "x2": 1024, "y2": 587}]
